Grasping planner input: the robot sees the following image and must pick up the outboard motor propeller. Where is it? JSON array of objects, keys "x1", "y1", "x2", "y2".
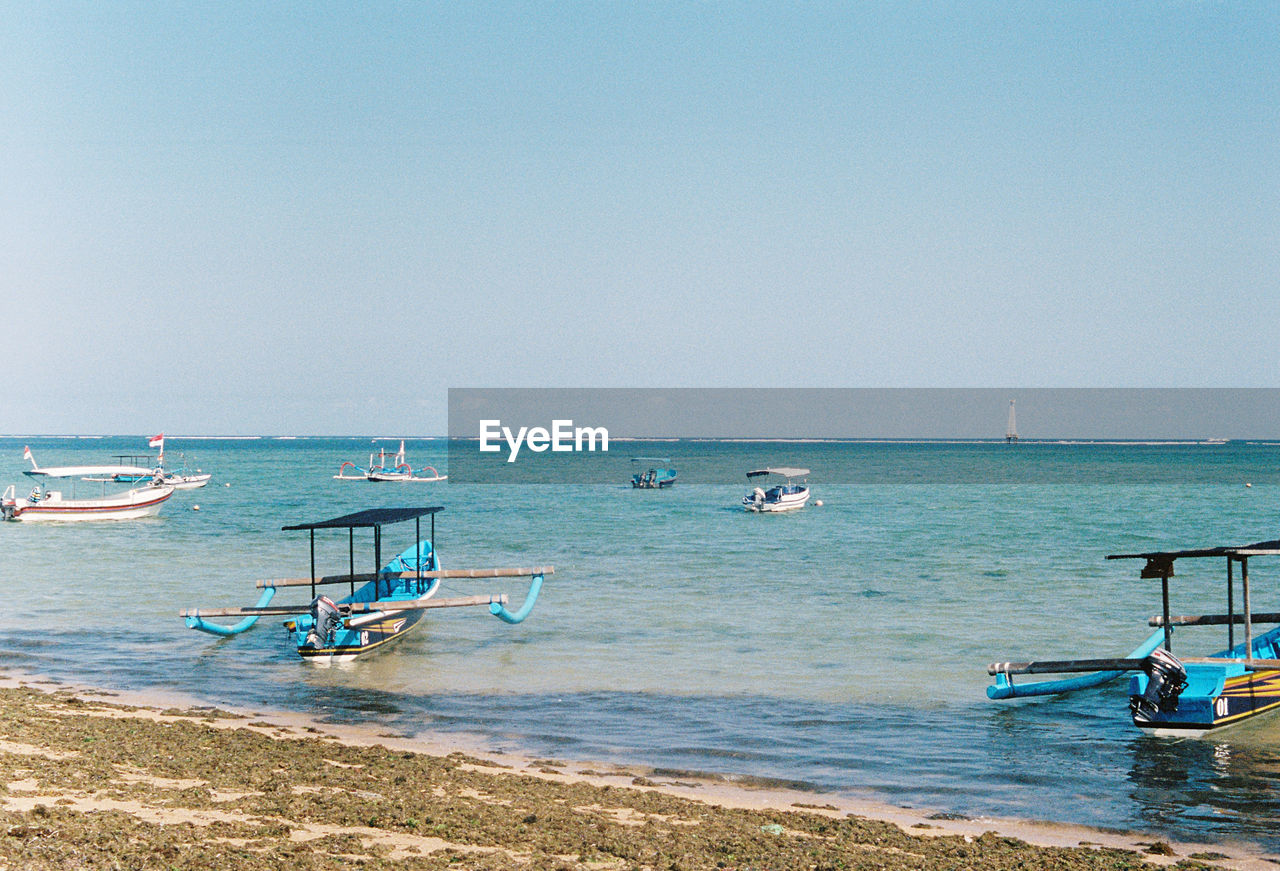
[
  {"x1": 1130, "y1": 647, "x2": 1188, "y2": 718},
  {"x1": 303, "y1": 595, "x2": 342, "y2": 650}
]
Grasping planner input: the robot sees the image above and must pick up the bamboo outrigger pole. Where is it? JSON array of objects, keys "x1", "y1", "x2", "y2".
[
  {"x1": 182, "y1": 592, "x2": 509, "y2": 620},
  {"x1": 254, "y1": 567, "x2": 555, "y2": 590}
]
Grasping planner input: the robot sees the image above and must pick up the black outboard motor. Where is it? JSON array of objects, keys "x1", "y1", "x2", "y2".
[
  {"x1": 303, "y1": 595, "x2": 342, "y2": 650},
  {"x1": 1130, "y1": 647, "x2": 1188, "y2": 718}
]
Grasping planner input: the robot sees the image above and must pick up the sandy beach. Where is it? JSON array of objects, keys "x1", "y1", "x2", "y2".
[{"x1": 0, "y1": 676, "x2": 1272, "y2": 870}]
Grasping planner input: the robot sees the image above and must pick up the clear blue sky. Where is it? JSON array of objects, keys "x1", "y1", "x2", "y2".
[{"x1": 3, "y1": 2, "x2": 1276, "y2": 435}]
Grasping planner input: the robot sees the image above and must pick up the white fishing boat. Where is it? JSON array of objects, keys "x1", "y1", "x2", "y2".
[
  {"x1": 164, "y1": 470, "x2": 212, "y2": 490},
  {"x1": 2, "y1": 448, "x2": 173, "y2": 522},
  {"x1": 110, "y1": 453, "x2": 211, "y2": 490},
  {"x1": 335, "y1": 440, "x2": 446, "y2": 483},
  {"x1": 742, "y1": 467, "x2": 811, "y2": 513}
]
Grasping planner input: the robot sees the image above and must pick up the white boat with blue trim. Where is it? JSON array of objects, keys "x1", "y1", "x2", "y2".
[{"x1": 743, "y1": 467, "x2": 811, "y2": 512}]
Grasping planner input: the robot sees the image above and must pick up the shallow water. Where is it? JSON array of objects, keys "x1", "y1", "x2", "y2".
[{"x1": 4, "y1": 436, "x2": 1280, "y2": 851}]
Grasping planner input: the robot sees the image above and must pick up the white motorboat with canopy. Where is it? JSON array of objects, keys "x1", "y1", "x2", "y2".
[
  {"x1": 742, "y1": 467, "x2": 811, "y2": 512},
  {"x1": 2, "y1": 448, "x2": 173, "y2": 522}
]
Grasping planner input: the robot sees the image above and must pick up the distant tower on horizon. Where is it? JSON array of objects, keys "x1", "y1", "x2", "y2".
[{"x1": 1005, "y1": 399, "x2": 1018, "y2": 443}]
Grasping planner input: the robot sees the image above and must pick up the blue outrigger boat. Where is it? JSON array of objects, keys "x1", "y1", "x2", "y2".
[
  {"x1": 988, "y1": 539, "x2": 1280, "y2": 734},
  {"x1": 182, "y1": 507, "x2": 548, "y2": 663}
]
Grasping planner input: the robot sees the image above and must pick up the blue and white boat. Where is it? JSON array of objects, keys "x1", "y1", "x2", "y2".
[
  {"x1": 631, "y1": 458, "x2": 677, "y2": 489},
  {"x1": 743, "y1": 467, "x2": 811, "y2": 512},
  {"x1": 182, "y1": 506, "x2": 547, "y2": 663},
  {"x1": 988, "y1": 539, "x2": 1280, "y2": 735}
]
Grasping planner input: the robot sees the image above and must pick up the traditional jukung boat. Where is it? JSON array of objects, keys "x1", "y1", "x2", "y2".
[
  {"x1": 181, "y1": 507, "x2": 547, "y2": 663},
  {"x1": 335, "y1": 440, "x2": 446, "y2": 483},
  {"x1": 742, "y1": 468, "x2": 811, "y2": 512},
  {"x1": 110, "y1": 453, "x2": 211, "y2": 490},
  {"x1": 2, "y1": 448, "x2": 174, "y2": 522},
  {"x1": 987, "y1": 539, "x2": 1280, "y2": 735},
  {"x1": 630, "y1": 458, "x2": 677, "y2": 489}
]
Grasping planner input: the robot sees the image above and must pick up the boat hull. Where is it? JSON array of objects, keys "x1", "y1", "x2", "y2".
[
  {"x1": 743, "y1": 488, "x2": 810, "y2": 512},
  {"x1": 168, "y1": 474, "x2": 211, "y2": 490},
  {"x1": 1129, "y1": 626, "x2": 1280, "y2": 733},
  {"x1": 7, "y1": 486, "x2": 174, "y2": 521},
  {"x1": 366, "y1": 472, "x2": 447, "y2": 483},
  {"x1": 292, "y1": 542, "x2": 438, "y2": 662},
  {"x1": 297, "y1": 606, "x2": 428, "y2": 663},
  {"x1": 632, "y1": 472, "x2": 677, "y2": 489}
]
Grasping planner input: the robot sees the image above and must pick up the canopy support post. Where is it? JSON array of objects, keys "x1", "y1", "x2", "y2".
[
  {"x1": 1243, "y1": 556, "x2": 1253, "y2": 661},
  {"x1": 1161, "y1": 574, "x2": 1172, "y2": 652},
  {"x1": 309, "y1": 530, "x2": 316, "y2": 599},
  {"x1": 1227, "y1": 556, "x2": 1236, "y2": 652},
  {"x1": 349, "y1": 527, "x2": 356, "y2": 597},
  {"x1": 374, "y1": 524, "x2": 383, "y2": 598}
]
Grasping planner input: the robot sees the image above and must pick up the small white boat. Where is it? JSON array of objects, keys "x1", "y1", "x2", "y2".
[
  {"x1": 742, "y1": 467, "x2": 811, "y2": 513},
  {"x1": 335, "y1": 440, "x2": 446, "y2": 483},
  {"x1": 160, "y1": 455, "x2": 212, "y2": 489},
  {"x1": 107, "y1": 442, "x2": 212, "y2": 490},
  {"x1": 164, "y1": 471, "x2": 212, "y2": 490},
  {"x1": 2, "y1": 448, "x2": 175, "y2": 522}
]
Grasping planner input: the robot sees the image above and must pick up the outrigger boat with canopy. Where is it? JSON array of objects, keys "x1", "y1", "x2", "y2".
[
  {"x1": 181, "y1": 507, "x2": 546, "y2": 663},
  {"x1": 742, "y1": 468, "x2": 811, "y2": 512},
  {"x1": 988, "y1": 539, "x2": 1280, "y2": 734},
  {"x1": 630, "y1": 458, "x2": 677, "y2": 489},
  {"x1": 334, "y1": 440, "x2": 446, "y2": 483},
  {"x1": 109, "y1": 453, "x2": 211, "y2": 490},
  {"x1": 2, "y1": 448, "x2": 174, "y2": 522}
]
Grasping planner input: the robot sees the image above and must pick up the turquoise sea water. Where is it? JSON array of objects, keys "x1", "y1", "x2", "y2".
[{"x1": 4, "y1": 436, "x2": 1280, "y2": 851}]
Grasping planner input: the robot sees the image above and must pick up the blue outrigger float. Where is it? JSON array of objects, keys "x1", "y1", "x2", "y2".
[
  {"x1": 182, "y1": 507, "x2": 547, "y2": 663},
  {"x1": 988, "y1": 539, "x2": 1280, "y2": 735}
]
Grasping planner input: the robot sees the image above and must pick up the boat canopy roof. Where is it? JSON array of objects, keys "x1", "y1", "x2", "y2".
[
  {"x1": 282, "y1": 506, "x2": 444, "y2": 531},
  {"x1": 1107, "y1": 539, "x2": 1280, "y2": 561},
  {"x1": 25, "y1": 464, "x2": 154, "y2": 479},
  {"x1": 631, "y1": 457, "x2": 672, "y2": 463},
  {"x1": 746, "y1": 467, "x2": 809, "y2": 479}
]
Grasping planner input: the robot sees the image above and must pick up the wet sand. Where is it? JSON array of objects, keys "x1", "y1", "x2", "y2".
[{"x1": 0, "y1": 677, "x2": 1273, "y2": 870}]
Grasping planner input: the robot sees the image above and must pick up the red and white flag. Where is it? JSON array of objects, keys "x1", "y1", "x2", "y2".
[
  {"x1": 148, "y1": 433, "x2": 165, "y2": 449},
  {"x1": 22, "y1": 446, "x2": 32, "y2": 462}
]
